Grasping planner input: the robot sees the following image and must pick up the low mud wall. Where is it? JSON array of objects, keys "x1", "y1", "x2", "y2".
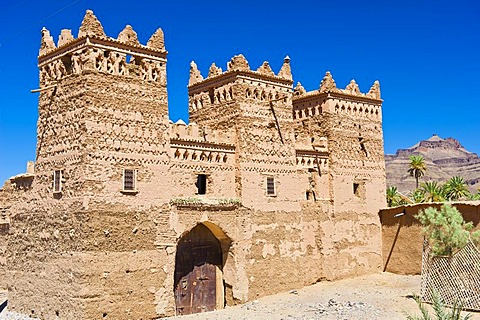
[{"x1": 380, "y1": 202, "x2": 480, "y2": 275}]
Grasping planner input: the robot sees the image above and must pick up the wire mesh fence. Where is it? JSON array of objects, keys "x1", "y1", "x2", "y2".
[{"x1": 421, "y1": 239, "x2": 480, "y2": 311}]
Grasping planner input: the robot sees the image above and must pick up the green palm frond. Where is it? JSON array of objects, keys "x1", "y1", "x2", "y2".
[
  {"x1": 444, "y1": 176, "x2": 470, "y2": 201},
  {"x1": 387, "y1": 186, "x2": 407, "y2": 207},
  {"x1": 420, "y1": 181, "x2": 445, "y2": 203}
]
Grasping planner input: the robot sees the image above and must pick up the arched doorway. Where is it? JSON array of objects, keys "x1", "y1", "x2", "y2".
[{"x1": 174, "y1": 223, "x2": 230, "y2": 315}]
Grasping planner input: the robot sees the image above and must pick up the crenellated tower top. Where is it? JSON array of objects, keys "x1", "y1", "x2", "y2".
[
  {"x1": 40, "y1": 9, "x2": 166, "y2": 57},
  {"x1": 295, "y1": 71, "x2": 381, "y2": 100},
  {"x1": 188, "y1": 54, "x2": 293, "y2": 90},
  {"x1": 292, "y1": 71, "x2": 382, "y2": 122},
  {"x1": 187, "y1": 53, "x2": 295, "y2": 130},
  {"x1": 38, "y1": 10, "x2": 167, "y2": 88}
]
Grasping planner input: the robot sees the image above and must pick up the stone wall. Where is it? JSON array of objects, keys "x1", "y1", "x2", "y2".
[{"x1": 380, "y1": 202, "x2": 480, "y2": 275}]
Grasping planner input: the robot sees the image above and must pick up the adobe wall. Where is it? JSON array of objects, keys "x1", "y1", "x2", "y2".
[
  {"x1": 4, "y1": 192, "x2": 167, "y2": 320},
  {"x1": 76, "y1": 202, "x2": 169, "y2": 320},
  {"x1": 158, "y1": 202, "x2": 382, "y2": 314},
  {"x1": 319, "y1": 209, "x2": 382, "y2": 280},
  {"x1": 4, "y1": 189, "x2": 383, "y2": 319},
  {"x1": 168, "y1": 206, "x2": 323, "y2": 304},
  {"x1": 4, "y1": 194, "x2": 86, "y2": 319},
  {"x1": 0, "y1": 225, "x2": 7, "y2": 291},
  {"x1": 1, "y1": 187, "x2": 12, "y2": 291},
  {"x1": 380, "y1": 202, "x2": 480, "y2": 275}
]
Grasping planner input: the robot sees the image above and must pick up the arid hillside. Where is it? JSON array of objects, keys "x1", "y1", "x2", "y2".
[{"x1": 385, "y1": 134, "x2": 480, "y2": 194}]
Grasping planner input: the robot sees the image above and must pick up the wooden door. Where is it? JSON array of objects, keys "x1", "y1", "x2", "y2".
[{"x1": 174, "y1": 224, "x2": 223, "y2": 315}]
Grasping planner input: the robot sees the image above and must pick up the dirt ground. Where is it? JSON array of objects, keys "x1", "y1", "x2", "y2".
[
  {"x1": 1, "y1": 272, "x2": 479, "y2": 319},
  {"x1": 161, "y1": 272, "x2": 480, "y2": 320}
]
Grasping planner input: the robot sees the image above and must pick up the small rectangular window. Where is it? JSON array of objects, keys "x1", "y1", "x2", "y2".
[
  {"x1": 353, "y1": 183, "x2": 360, "y2": 196},
  {"x1": 123, "y1": 169, "x2": 136, "y2": 191},
  {"x1": 197, "y1": 174, "x2": 207, "y2": 195},
  {"x1": 53, "y1": 170, "x2": 62, "y2": 193},
  {"x1": 353, "y1": 181, "x2": 365, "y2": 198},
  {"x1": 266, "y1": 177, "x2": 276, "y2": 196}
]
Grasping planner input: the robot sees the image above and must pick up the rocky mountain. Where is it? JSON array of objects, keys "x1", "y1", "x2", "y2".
[{"x1": 385, "y1": 134, "x2": 480, "y2": 194}]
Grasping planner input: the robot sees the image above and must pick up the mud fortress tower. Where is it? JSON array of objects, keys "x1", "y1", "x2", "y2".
[{"x1": 0, "y1": 10, "x2": 386, "y2": 319}]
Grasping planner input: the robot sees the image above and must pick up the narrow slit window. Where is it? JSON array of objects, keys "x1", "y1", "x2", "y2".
[
  {"x1": 266, "y1": 177, "x2": 276, "y2": 196},
  {"x1": 123, "y1": 169, "x2": 136, "y2": 191},
  {"x1": 197, "y1": 174, "x2": 207, "y2": 195},
  {"x1": 53, "y1": 170, "x2": 62, "y2": 193}
]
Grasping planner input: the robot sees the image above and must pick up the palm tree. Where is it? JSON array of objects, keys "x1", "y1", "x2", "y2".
[
  {"x1": 410, "y1": 188, "x2": 425, "y2": 203},
  {"x1": 444, "y1": 176, "x2": 470, "y2": 201},
  {"x1": 408, "y1": 155, "x2": 427, "y2": 189},
  {"x1": 467, "y1": 188, "x2": 480, "y2": 200},
  {"x1": 420, "y1": 181, "x2": 444, "y2": 202},
  {"x1": 469, "y1": 194, "x2": 480, "y2": 201},
  {"x1": 386, "y1": 186, "x2": 401, "y2": 207}
]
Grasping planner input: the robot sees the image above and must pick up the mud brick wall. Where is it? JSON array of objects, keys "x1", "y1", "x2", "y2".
[
  {"x1": 380, "y1": 202, "x2": 480, "y2": 275},
  {"x1": 2, "y1": 9, "x2": 386, "y2": 319}
]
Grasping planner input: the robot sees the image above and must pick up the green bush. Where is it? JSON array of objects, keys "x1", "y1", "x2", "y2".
[
  {"x1": 218, "y1": 198, "x2": 241, "y2": 205},
  {"x1": 415, "y1": 204, "x2": 480, "y2": 256},
  {"x1": 169, "y1": 197, "x2": 201, "y2": 205}
]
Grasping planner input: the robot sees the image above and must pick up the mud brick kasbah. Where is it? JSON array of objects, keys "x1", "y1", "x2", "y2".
[{"x1": 0, "y1": 10, "x2": 386, "y2": 320}]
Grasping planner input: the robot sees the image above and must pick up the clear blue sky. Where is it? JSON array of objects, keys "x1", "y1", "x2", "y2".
[{"x1": 0, "y1": 0, "x2": 479, "y2": 183}]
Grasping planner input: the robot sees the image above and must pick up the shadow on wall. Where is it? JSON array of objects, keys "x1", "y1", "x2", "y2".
[
  {"x1": 0, "y1": 300, "x2": 6, "y2": 313},
  {"x1": 379, "y1": 201, "x2": 480, "y2": 275}
]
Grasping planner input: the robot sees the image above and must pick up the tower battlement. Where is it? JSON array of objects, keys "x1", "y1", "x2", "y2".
[
  {"x1": 38, "y1": 10, "x2": 166, "y2": 88},
  {"x1": 187, "y1": 54, "x2": 294, "y2": 132},
  {"x1": 292, "y1": 71, "x2": 382, "y2": 121},
  {"x1": 168, "y1": 120, "x2": 235, "y2": 146},
  {"x1": 293, "y1": 71, "x2": 381, "y2": 101},
  {"x1": 39, "y1": 10, "x2": 166, "y2": 57},
  {"x1": 188, "y1": 54, "x2": 293, "y2": 89}
]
